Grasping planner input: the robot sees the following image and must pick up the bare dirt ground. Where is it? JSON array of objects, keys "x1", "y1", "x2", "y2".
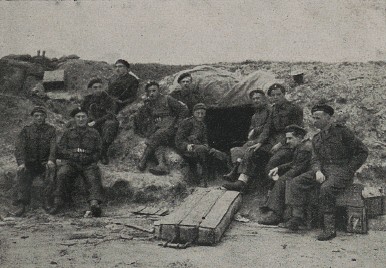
[{"x1": 1, "y1": 185, "x2": 385, "y2": 268}]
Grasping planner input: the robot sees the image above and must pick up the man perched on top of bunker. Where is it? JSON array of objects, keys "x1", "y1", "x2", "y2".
[
  {"x1": 222, "y1": 89, "x2": 271, "y2": 192},
  {"x1": 137, "y1": 81, "x2": 189, "y2": 175},
  {"x1": 108, "y1": 59, "x2": 139, "y2": 113},
  {"x1": 170, "y1": 72, "x2": 204, "y2": 114}
]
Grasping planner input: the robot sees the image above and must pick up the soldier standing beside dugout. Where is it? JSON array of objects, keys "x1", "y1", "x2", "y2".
[
  {"x1": 309, "y1": 104, "x2": 368, "y2": 241},
  {"x1": 13, "y1": 106, "x2": 56, "y2": 216},
  {"x1": 175, "y1": 103, "x2": 228, "y2": 187},
  {"x1": 222, "y1": 89, "x2": 271, "y2": 192},
  {"x1": 108, "y1": 59, "x2": 139, "y2": 113},
  {"x1": 82, "y1": 78, "x2": 119, "y2": 165},
  {"x1": 50, "y1": 107, "x2": 104, "y2": 217},
  {"x1": 137, "y1": 81, "x2": 189, "y2": 175}
]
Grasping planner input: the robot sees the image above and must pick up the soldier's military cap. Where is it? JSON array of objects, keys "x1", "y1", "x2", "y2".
[
  {"x1": 285, "y1": 124, "x2": 307, "y2": 138},
  {"x1": 193, "y1": 103, "x2": 207, "y2": 111},
  {"x1": 115, "y1": 59, "x2": 130, "y2": 69},
  {"x1": 311, "y1": 104, "x2": 334, "y2": 116},
  {"x1": 267, "y1": 83, "x2": 286, "y2": 96},
  {"x1": 177, "y1": 72, "x2": 192, "y2": 83},
  {"x1": 30, "y1": 106, "x2": 47, "y2": 116},
  {"x1": 248, "y1": 89, "x2": 265, "y2": 99},
  {"x1": 145, "y1": 80, "x2": 160, "y2": 91},
  {"x1": 87, "y1": 78, "x2": 103, "y2": 88},
  {"x1": 70, "y1": 107, "x2": 88, "y2": 117}
]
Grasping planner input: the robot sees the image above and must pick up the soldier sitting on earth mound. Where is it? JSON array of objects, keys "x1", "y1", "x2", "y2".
[{"x1": 175, "y1": 103, "x2": 228, "y2": 187}]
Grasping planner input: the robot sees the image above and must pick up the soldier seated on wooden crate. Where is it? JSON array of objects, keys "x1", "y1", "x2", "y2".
[
  {"x1": 307, "y1": 104, "x2": 368, "y2": 241},
  {"x1": 50, "y1": 107, "x2": 104, "y2": 217},
  {"x1": 175, "y1": 103, "x2": 228, "y2": 187},
  {"x1": 258, "y1": 125, "x2": 312, "y2": 226},
  {"x1": 12, "y1": 106, "x2": 57, "y2": 217}
]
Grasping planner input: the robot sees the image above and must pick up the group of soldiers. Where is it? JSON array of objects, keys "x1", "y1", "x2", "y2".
[{"x1": 13, "y1": 59, "x2": 368, "y2": 242}]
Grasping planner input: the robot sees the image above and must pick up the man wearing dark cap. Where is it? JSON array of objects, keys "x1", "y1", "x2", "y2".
[
  {"x1": 107, "y1": 59, "x2": 139, "y2": 113},
  {"x1": 309, "y1": 104, "x2": 368, "y2": 240},
  {"x1": 13, "y1": 106, "x2": 57, "y2": 216},
  {"x1": 175, "y1": 103, "x2": 228, "y2": 186},
  {"x1": 264, "y1": 83, "x2": 304, "y2": 178},
  {"x1": 50, "y1": 107, "x2": 104, "y2": 217},
  {"x1": 82, "y1": 78, "x2": 119, "y2": 165},
  {"x1": 137, "y1": 81, "x2": 188, "y2": 175},
  {"x1": 171, "y1": 72, "x2": 204, "y2": 114},
  {"x1": 258, "y1": 125, "x2": 312, "y2": 225},
  {"x1": 222, "y1": 89, "x2": 271, "y2": 192}
]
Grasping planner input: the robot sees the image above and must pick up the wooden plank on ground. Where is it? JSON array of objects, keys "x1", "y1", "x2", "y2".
[
  {"x1": 138, "y1": 207, "x2": 161, "y2": 215},
  {"x1": 132, "y1": 206, "x2": 147, "y2": 214},
  {"x1": 158, "y1": 188, "x2": 209, "y2": 241},
  {"x1": 179, "y1": 189, "x2": 225, "y2": 243},
  {"x1": 198, "y1": 190, "x2": 242, "y2": 245}
]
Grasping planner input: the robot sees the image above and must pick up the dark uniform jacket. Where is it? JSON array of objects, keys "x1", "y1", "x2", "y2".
[
  {"x1": 147, "y1": 95, "x2": 189, "y2": 133},
  {"x1": 277, "y1": 139, "x2": 312, "y2": 181},
  {"x1": 108, "y1": 73, "x2": 139, "y2": 112},
  {"x1": 15, "y1": 123, "x2": 56, "y2": 166},
  {"x1": 58, "y1": 126, "x2": 102, "y2": 165},
  {"x1": 82, "y1": 91, "x2": 117, "y2": 125},
  {"x1": 311, "y1": 123, "x2": 368, "y2": 174},
  {"x1": 175, "y1": 117, "x2": 208, "y2": 152},
  {"x1": 262, "y1": 100, "x2": 303, "y2": 146},
  {"x1": 170, "y1": 88, "x2": 203, "y2": 114},
  {"x1": 247, "y1": 105, "x2": 271, "y2": 147}
]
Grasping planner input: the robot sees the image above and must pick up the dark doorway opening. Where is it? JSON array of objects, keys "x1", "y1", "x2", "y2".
[{"x1": 206, "y1": 105, "x2": 255, "y2": 152}]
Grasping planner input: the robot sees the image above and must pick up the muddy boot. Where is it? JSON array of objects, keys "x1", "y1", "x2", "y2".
[
  {"x1": 48, "y1": 197, "x2": 63, "y2": 215},
  {"x1": 137, "y1": 146, "x2": 153, "y2": 172},
  {"x1": 198, "y1": 163, "x2": 208, "y2": 188},
  {"x1": 149, "y1": 149, "x2": 169, "y2": 176},
  {"x1": 258, "y1": 210, "x2": 282, "y2": 225},
  {"x1": 285, "y1": 207, "x2": 304, "y2": 231},
  {"x1": 12, "y1": 204, "x2": 26, "y2": 217},
  {"x1": 223, "y1": 162, "x2": 240, "y2": 182},
  {"x1": 317, "y1": 213, "x2": 336, "y2": 241},
  {"x1": 90, "y1": 199, "x2": 102, "y2": 217},
  {"x1": 222, "y1": 180, "x2": 246, "y2": 192}
]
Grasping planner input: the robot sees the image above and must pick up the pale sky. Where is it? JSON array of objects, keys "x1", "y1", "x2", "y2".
[{"x1": 1, "y1": 0, "x2": 386, "y2": 64}]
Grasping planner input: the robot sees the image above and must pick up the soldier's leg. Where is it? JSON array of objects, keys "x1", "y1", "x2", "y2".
[
  {"x1": 194, "y1": 145, "x2": 210, "y2": 187},
  {"x1": 42, "y1": 163, "x2": 56, "y2": 211},
  {"x1": 258, "y1": 179, "x2": 287, "y2": 225},
  {"x1": 265, "y1": 147, "x2": 294, "y2": 176},
  {"x1": 82, "y1": 164, "x2": 104, "y2": 217},
  {"x1": 100, "y1": 119, "x2": 119, "y2": 165},
  {"x1": 13, "y1": 166, "x2": 37, "y2": 216},
  {"x1": 224, "y1": 146, "x2": 245, "y2": 181},
  {"x1": 149, "y1": 146, "x2": 170, "y2": 175}
]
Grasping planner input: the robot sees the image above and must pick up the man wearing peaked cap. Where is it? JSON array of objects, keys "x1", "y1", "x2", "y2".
[
  {"x1": 13, "y1": 106, "x2": 56, "y2": 216},
  {"x1": 308, "y1": 103, "x2": 368, "y2": 241},
  {"x1": 258, "y1": 124, "x2": 312, "y2": 226}
]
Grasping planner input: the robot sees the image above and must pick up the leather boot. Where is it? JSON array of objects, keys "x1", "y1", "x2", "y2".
[
  {"x1": 149, "y1": 149, "x2": 169, "y2": 176},
  {"x1": 222, "y1": 180, "x2": 246, "y2": 192},
  {"x1": 12, "y1": 204, "x2": 26, "y2": 217},
  {"x1": 317, "y1": 213, "x2": 336, "y2": 241},
  {"x1": 223, "y1": 162, "x2": 240, "y2": 182},
  {"x1": 90, "y1": 199, "x2": 102, "y2": 217},
  {"x1": 258, "y1": 210, "x2": 282, "y2": 225},
  {"x1": 137, "y1": 146, "x2": 153, "y2": 171},
  {"x1": 48, "y1": 197, "x2": 63, "y2": 215},
  {"x1": 285, "y1": 207, "x2": 304, "y2": 231}
]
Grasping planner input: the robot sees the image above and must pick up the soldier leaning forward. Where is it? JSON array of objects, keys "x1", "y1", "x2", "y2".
[
  {"x1": 137, "y1": 81, "x2": 189, "y2": 175},
  {"x1": 222, "y1": 89, "x2": 271, "y2": 192},
  {"x1": 175, "y1": 103, "x2": 228, "y2": 187},
  {"x1": 13, "y1": 106, "x2": 57, "y2": 216},
  {"x1": 258, "y1": 125, "x2": 311, "y2": 226},
  {"x1": 263, "y1": 83, "x2": 304, "y2": 174},
  {"x1": 50, "y1": 107, "x2": 104, "y2": 217}
]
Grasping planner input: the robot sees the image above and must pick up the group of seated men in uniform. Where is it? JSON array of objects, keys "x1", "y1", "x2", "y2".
[{"x1": 12, "y1": 59, "x2": 368, "y2": 241}]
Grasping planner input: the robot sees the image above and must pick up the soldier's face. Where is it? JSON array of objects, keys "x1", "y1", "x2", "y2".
[
  {"x1": 147, "y1": 85, "x2": 160, "y2": 100},
  {"x1": 74, "y1": 112, "x2": 88, "y2": 127},
  {"x1": 286, "y1": 133, "x2": 302, "y2": 149},
  {"x1": 193, "y1": 109, "x2": 206, "y2": 122},
  {"x1": 90, "y1": 83, "x2": 103, "y2": 91},
  {"x1": 312, "y1": 111, "x2": 331, "y2": 130},
  {"x1": 251, "y1": 93, "x2": 266, "y2": 108},
  {"x1": 179, "y1": 77, "x2": 192, "y2": 90},
  {"x1": 115, "y1": 63, "x2": 128, "y2": 76},
  {"x1": 32, "y1": 112, "x2": 46, "y2": 125},
  {"x1": 269, "y1": 89, "x2": 285, "y2": 105}
]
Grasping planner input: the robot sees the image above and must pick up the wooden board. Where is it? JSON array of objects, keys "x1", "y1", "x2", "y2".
[
  {"x1": 198, "y1": 191, "x2": 242, "y2": 245},
  {"x1": 178, "y1": 189, "x2": 225, "y2": 243},
  {"x1": 158, "y1": 188, "x2": 209, "y2": 241}
]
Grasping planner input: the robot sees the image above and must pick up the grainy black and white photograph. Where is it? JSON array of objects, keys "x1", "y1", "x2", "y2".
[{"x1": 0, "y1": 0, "x2": 385, "y2": 267}]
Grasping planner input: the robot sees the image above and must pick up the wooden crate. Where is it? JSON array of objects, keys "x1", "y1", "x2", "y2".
[{"x1": 156, "y1": 188, "x2": 242, "y2": 245}]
